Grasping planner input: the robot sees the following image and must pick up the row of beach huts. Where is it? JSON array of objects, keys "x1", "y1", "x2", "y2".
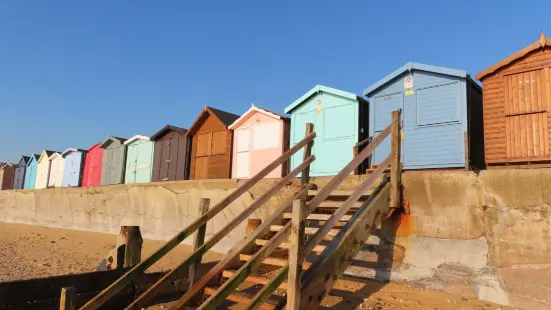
[{"x1": 1, "y1": 32, "x2": 551, "y2": 190}]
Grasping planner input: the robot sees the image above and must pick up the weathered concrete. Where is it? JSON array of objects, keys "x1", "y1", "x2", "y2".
[{"x1": 1, "y1": 170, "x2": 551, "y2": 309}]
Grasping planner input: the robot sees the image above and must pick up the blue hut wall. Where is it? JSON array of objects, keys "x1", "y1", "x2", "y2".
[
  {"x1": 287, "y1": 87, "x2": 362, "y2": 177},
  {"x1": 368, "y1": 68, "x2": 468, "y2": 169},
  {"x1": 24, "y1": 157, "x2": 37, "y2": 189},
  {"x1": 62, "y1": 151, "x2": 86, "y2": 187}
]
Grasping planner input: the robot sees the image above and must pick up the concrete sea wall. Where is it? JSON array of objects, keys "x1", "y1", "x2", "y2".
[{"x1": 0, "y1": 171, "x2": 550, "y2": 309}]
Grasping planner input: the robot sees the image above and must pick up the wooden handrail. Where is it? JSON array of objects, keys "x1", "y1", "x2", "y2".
[
  {"x1": 245, "y1": 160, "x2": 391, "y2": 310},
  {"x1": 80, "y1": 130, "x2": 316, "y2": 310},
  {"x1": 127, "y1": 156, "x2": 315, "y2": 309},
  {"x1": 354, "y1": 136, "x2": 373, "y2": 149},
  {"x1": 353, "y1": 136, "x2": 373, "y2": 175}
]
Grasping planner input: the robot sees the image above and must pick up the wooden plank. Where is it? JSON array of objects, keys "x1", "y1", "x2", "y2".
[
  {"x1": 164, "y1": 184, "x2": 312, "y2": 310},
  {"x1": 247, "y1": 266, "x2": 287, "y2": 310},
  {"x1": 512, "y1": 73, "x2": 519, "y2": 115},
  {"x1": 203, "y1": 287, "x2": 276, "y2": 310},
  {"x1": 124, "y1": 226, "x2": 143, "y2": 268},
  {"x1": 537, "y1": 70, "x2": 543, "y2": 111},
  {"x1": 283, "y1": 213, "x2": 352, "y2": 221},
  {"x1": 301, "y1": 123, "x2": 314, "y2": 185},
  {"x1": 542, "y1": 112, "x2": 548, "y2": 156},
  {"x1": 504, "y1": 75, "x2": 510, "y2": 115},
  {"x1": 188, "y1": 199, "x2": 210, "y2": 292},
  {"x1": 60, "y1": 287, "x2": 76, "y2": 310},
  {"x1": 514, "y1": 115, "x2": 521, "y2": 158},
  {"x1": 544, "y1": 112, "x2": 550, "y2": 156},
  {"x1": 525, "y1": 72, "x2": 532, "y2": 113},
  {"x1": 531, "y1": 70, "x2": 537, "y2": 113},
  {"x1": 545, "y1": 68, "x2": 551, "y2": 111},
  {"x1": 389, "y1": 110, "x2": 401, "y2": 209},
  {"x1": 238, "y1": 254, "x2": 312, "y2": 269},
  {"x1": 270, "y1": 225, "x2": 340, "y2": 236},
  {"x1": 506, "y1": 117, "x2": 512, "y2": 158},
  {"x1": 127, "y1": 157, "x2": 315, "y2": 309},
  {"x1": 521, "y1": 115, "x2": 528, "y2": 157},
  {"x1": 527, "y1": 113, "x2": 535, "y2": 157},
  {"x1": 80, "y1": 131, "x2": 316, "y2": 310},
  {"x1": 255, "y1": 239, "x2": 327, "y2": 253},
  {"x1": 488, "y1": 162, "x2": 551, "y2": 169},
  {"x1": 534, "y1": 113, "x2": 541, "y2": 156},
  {"x1": 287, "y1": 200, "x2": 306, "y2": 310},
  {"x1": 222, "y1": 270, "x2": 288, "y2": 289}
]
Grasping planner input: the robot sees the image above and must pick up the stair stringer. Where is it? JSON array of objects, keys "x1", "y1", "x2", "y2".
[{"x1": 297, "y1": 182, "x2": 391, "y2": 309}]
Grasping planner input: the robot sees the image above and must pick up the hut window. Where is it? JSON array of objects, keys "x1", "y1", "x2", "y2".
[
  {"x1": 323, "y1": 105, "x2": 355, "y2": 140},
  {"x1": 416, "y1": 82, "x2": 460, "y2": 126}
]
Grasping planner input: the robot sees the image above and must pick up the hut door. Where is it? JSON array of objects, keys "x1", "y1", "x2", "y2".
[
  {"x1": 504, "y1": 70, "x2": 549, "y2": 160},
  {"x1": 234, "y1": 128, "x2": 251, "y2": 178},
  {"x1": 195, "y1": 133, "x2": 211, "y2": 179},
  {"x1": 135, "y1": 141, "x2": 153, "y2": 182},
  {"x1": 161, "y1": 135, "x2": 172, "y2": 181}
]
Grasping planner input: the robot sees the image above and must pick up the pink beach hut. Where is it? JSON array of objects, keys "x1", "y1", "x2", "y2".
[{"x1": 229, "y1": 105, "x2": 290, "y2": 179}]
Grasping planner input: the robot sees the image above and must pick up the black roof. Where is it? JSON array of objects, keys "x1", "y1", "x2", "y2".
[
  {"x1": 208, "y1": 106, "x2": 240, "y2": 127},
  {"x1": 151, "y1": 125, "x2": 188, "y2": 141}
]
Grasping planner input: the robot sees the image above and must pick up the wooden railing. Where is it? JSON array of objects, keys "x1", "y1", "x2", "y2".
[
  {"x1": 79, "y1": 124, "x2": 317, "y2": 310},
  {"x1": 248, "y1": 110, "x2": 402, "y2": 310}
]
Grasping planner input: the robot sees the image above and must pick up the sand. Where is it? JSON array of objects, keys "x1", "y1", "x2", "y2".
[{"x1": 0, "y1": 222, "x2": 516, "y2": 309}]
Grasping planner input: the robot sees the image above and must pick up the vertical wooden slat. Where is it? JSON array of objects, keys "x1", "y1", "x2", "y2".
[
  {"x1": 537, "y1": 71, "x2": 543, "y2": 111},
  {"x1": 531, "y1": 71, "x2": 537, "y2": 112},
  {"x1": 504, "y1": 76, "x2": 510, "y2": 115},
  {"x1": 506, "y1": 117, "x2": 511, "y2": 158},
  {"x1": 533, "y1": 114, "x2": 541, "y2": 156},
  {"x1": 520, "y1": 115, "x2": 527, "y2": 157},
  {"x1": 539, "y1": 113, "x2": 546, "y2": 157},
  {"x1": 390, "y1": 110, "x2": 401, "y2": 209},
  {"x1": 514, "y1": 116, "x2": 521, "y2": 158},
  {"x1": 287, "y1": 199, "x2": 306, "y2": 310},
  {"x1": 124, "y1": 226, "x2": 143, "y2": 268},
  {"x1": 511, "y1": 74, "x2": 517, "y2": 114},
  {"x1": 60, "y1": 287, "x2": 76, "y2": 310},
  {"x1": 188, "y1": 199, "x2": 210, "y2": 293},
  {"x1": 545, "y1": 68, "x2": 551, "y2": 110},
  {"x1": 544, "y1": 112, "x2": 550, "y2": 156},
  {"x1": 527, "y1": 114, "x2": 534, "y2": 157},
  {"x1": 301, "y1": 123, "x2": 314, "y2": 186},
  {"x1": 525, "y1": 72, "x2": 532, "y2": 113}
]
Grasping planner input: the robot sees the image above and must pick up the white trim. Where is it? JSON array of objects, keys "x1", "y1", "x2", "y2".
[
  {"x1": 229, "y1": 106, "x2": 282, "y2": 129},
  {"x1": 124, "y1": 135, "x2": 151, "y2": 145},
  {"x1": 48, "y1": 152, "x2": 62, "y2": 160}
]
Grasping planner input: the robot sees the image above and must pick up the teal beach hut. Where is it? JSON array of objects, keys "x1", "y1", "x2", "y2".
[
  {"x1": 285, "y1": 85, "x2": 369, "y2": 177},
  {"x1": 124, "y1": 135, "x2": 155, "y2": 184},
  {"x1": 23, "y1": 154, "x2": 40, "y2": 189}
]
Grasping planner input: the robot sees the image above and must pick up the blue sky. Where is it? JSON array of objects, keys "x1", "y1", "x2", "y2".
[{"x1": 0, "y1": 1, "x2": 549, "y2": 162}]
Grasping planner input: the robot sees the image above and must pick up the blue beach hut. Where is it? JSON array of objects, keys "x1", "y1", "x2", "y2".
[
  {"x1": 285, "y1": 85, "x2": 369, "y2": 177},
  {"x1": 364, "y1": 62, "x2": 485, "y2": 170},
  {"x1": 62, "y1": 148, "x2": 87, "y2": 187},
  {"x1": 23, "y1": 154, "x2": 39, "y2": 189}
]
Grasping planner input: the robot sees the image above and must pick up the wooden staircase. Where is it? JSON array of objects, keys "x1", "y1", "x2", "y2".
[
  {"x1": 79, "y1": 110, "x2": 402, "y2": 310},
  {"x1": 199, "y1": 190, "x2": 373, "y2": 309}
]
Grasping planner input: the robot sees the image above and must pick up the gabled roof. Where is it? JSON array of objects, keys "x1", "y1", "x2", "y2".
[
  {"x1": 229, "y1": 104, "x2": 289, "y2": 129},
  {"x1": 150, "y1": 125, "x2": 188, "y2": 141},
  {"x1": 47, "y1": 151, "x2": 62, "y2": 161},
  {"x1": 61, "y1": 148, "x2": 86, "y2": 157},
  {"x1": 477, "y1": 31, "x2": 551, "y2": 81},
  {"x1": 87, "y1": 143, "x2": 100, "y2": 152},
  {"x1": 99, "y1": 136, "x2": 127, "y2": 148},
  {"x1": 363, "y1": 62, "x2": 468, "y2": 97},
  {"x1": 124, "y1": 135, "x2": 151, "y2": 145},
  {"x1": 26, "y1": 154, "x2": 40, "y2": 166},
  {"x1": 38, "y1": 150, "x2": 58, "y2": 163},
  {"x1": 1, "y1": 163, "x2": 15, "y2": 168},
  {"x1": 284, "y1": 85, "x2": 358, "y2": 114},
  {"x1": 18, "y1": 156, "x2": 30, "y2": 166},
  {"x1": 187, "y1": 106, "x2": 240, "y2": 136}
]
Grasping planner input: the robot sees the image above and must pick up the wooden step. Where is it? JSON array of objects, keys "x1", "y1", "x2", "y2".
[
  {"x1": 283, "y1": 213, "x2": 352, "y2": 221},
  {"x1": 203, "y1": 287, "x2": 276, "y2": 310},
  {"x1": 317, "y1": 200, "x2": 364, "y2": 209},
  {"x1": 255, "y1": 239, "x2": 327, "y2": 253},
  {"x1": 222, "y1": 270, "x2": 288, "y2": 290},
  {"x1": 239, "y1": 254, "x2": 312, "y2": 269},
  {"x1": 308, "y1": 190, "x2": 370, "y2": 197},
  {"x1": 270, "y1": 225, "x2": 340, "y2": 237}
]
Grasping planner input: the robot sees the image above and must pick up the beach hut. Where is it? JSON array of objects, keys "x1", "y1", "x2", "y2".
[
  {"x1": 36, "y1": 150, "x2": 58, "y2": 189},
  {"x1": 151, "y1": 125, "x2": 189, "y2": 182},
  {"x1": 47, "y1": 151, "x2": 65, "y2": 187},
  {"x1": 23, "y1": 154, "x2": 39, "y2": 189},
  {"x1": 0, "y1": 163, "x2": 15, "y2": 190},
  {"x1": 81, "y1": 143, "x2": 104, "y2": 187},
  {"x1": 229, "y1": 105, "x2": 290, "y2": 179},
  {"x1": 62, "y1": 148, "x2": 87, "y2": 187},
  {"x1": 364, "y1": 62, "x2": 485, "y2": 170},
  {"x1": 477, "y1": 32, "x2": 551, "y2": 166},
  {"x1": 100, "y1": 136, "x2": 127, "y2": 186},
  {"x1": 285, "y1": 85, "x2": 370, "y2": 177},
  {"x1": 124, "y1": 135, "x2": 155, "y2": 184},
  {"x1": 187, "y1": 106, "x2": 240, "y2": 180},
  {"x1": 12, "y1": 156, "x2": 30, "y2": 189}
]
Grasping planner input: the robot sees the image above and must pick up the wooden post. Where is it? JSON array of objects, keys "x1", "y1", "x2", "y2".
[
  {"x1": 353, "y1": 146, "x2": 359, "y2": 175},
  {"x1": 389, "y1": 110, "x2": 402, "y2": 209},
  {"x1": 124, "y1": 226, "x2": 143, "y2": 268},
  {"x1": 243, "y1": 218, "x2": 262, "y2": 254},
  {"x1": 59, "y1": 287, "x2": 76, "y2": 310},
  {"x1": 287, "y1": 199, "x2": 306, "y2": 309},
  {"x1": 188, "y1": 198, "x2": 210, "y2": 292},
  {"x1": 301, "y1": 123, "x2": 314, "y2": 186}
]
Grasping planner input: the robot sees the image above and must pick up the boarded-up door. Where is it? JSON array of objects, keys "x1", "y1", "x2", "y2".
[
  {"x1": 504, "y1": 70, "x2": 550, "y2": 160},
  {"x1": 234, "y1": 128, "x2": 251, "y2": 178}
]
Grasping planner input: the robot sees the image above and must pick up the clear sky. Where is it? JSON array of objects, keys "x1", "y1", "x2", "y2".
[{"x1": 1, "y1": 1, "x2": 549, "y2": 162}]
